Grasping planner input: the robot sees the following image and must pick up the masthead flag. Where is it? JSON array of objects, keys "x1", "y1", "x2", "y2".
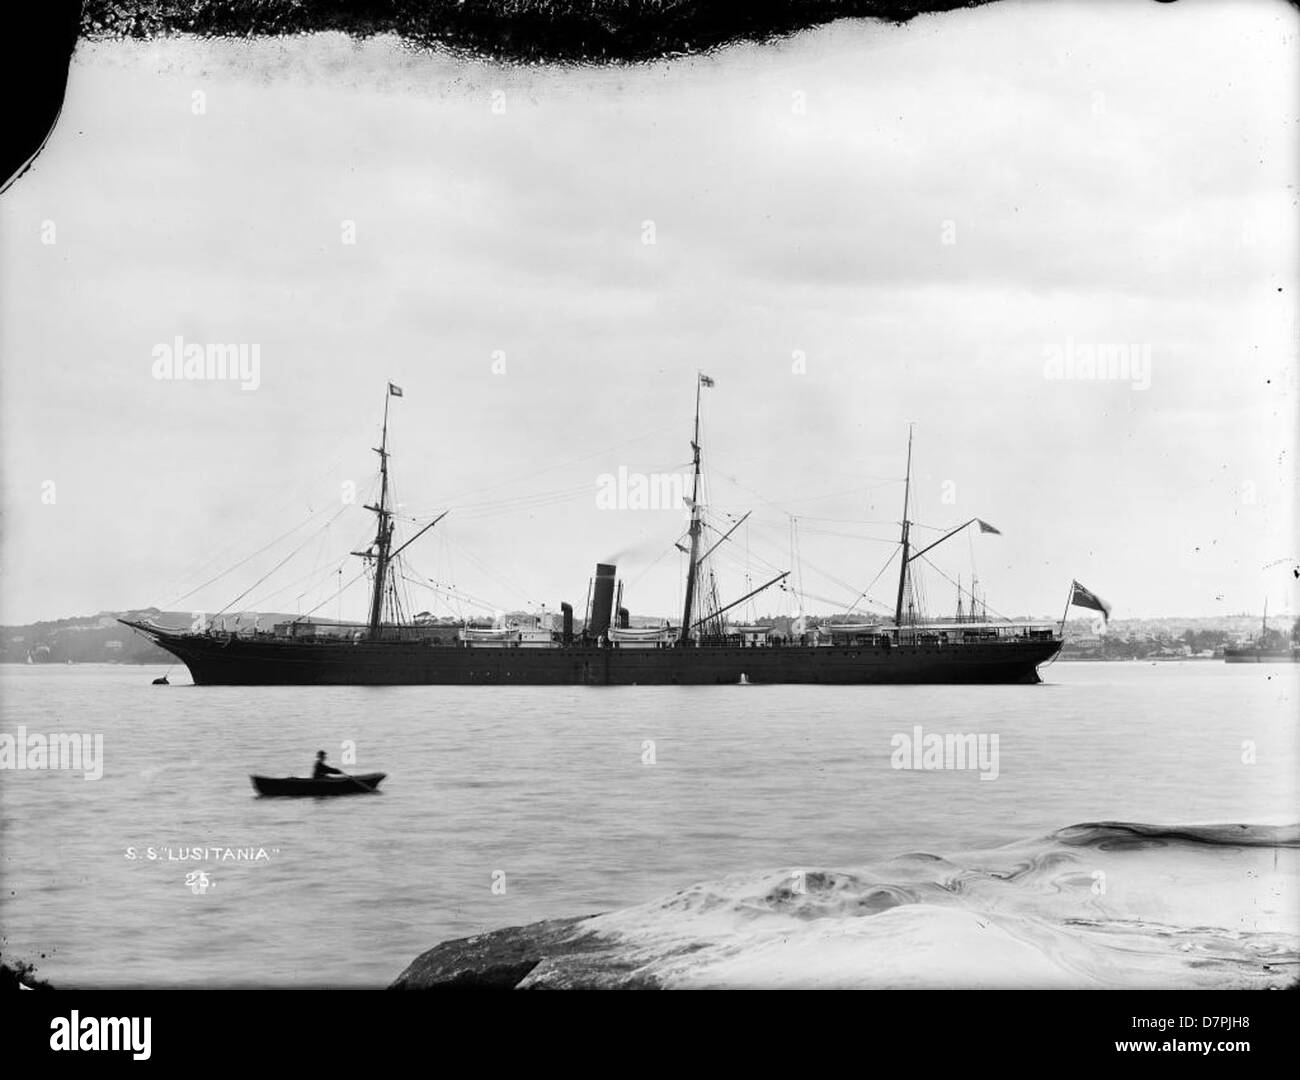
[
  {"x1": 1070, "y1": 580, "x2": 1111, "y2": 622},
  {"x1": 388, "y1": 383, "x2": 404, "y2": 397},
  {"x1": 699, "y1": 374, "x2": 715, "y2": 388},
  {"x1": 976, "y1": 519, "x2": 1001, "y2": 535}
]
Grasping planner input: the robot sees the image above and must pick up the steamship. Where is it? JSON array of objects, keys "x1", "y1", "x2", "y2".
[
  {"x1": 1223, "y1": 601, "x2": 1299, "y2": 663},
  {"x1": 122, "y1": 380, "x2": 1064, "y2": 685}
]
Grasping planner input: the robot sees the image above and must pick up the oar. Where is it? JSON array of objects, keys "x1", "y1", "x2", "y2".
[{"x1": 337, "y1": 771, "x2": 377, "y2": 793}]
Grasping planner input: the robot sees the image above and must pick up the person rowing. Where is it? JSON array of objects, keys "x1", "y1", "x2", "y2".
[{"x1": 312, "y1": 750, "x2": 344, "y2": 780}]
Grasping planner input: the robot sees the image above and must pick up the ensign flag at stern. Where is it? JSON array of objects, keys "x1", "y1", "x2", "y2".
[{"x1": 1070, "y1": 580, "x2": 1111, "y2": 622}]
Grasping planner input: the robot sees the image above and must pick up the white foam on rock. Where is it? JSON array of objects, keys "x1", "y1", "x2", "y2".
[{"x1": 580, "y1": 824, "x2": 1299, "y2": 988}]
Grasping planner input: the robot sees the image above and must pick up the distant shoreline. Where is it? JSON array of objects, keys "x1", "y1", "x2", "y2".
[{"x1": 4, "y1": 656, "x2": 1280, "y2": 666}]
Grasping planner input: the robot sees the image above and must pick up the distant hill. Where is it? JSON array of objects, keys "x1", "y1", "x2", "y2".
[
  {"x1": 2, "y1": 609, "x2": 172, "y2": 664},
  {"x1": 0, "y1": 609, "x2": 324, "y2": 665}
]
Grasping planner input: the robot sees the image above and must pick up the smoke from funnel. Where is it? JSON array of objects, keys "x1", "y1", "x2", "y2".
[{"x1": 602, "y1": 535, "x2": 668, "y2": 566}]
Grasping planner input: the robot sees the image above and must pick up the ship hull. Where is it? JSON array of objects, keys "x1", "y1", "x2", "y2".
[
  {"x1": 131, "y1": 631, "x2": 1061, "y2": 686},
  {"x1": 1223, "y1": 648, "x2": 1299, "y2": 663}
]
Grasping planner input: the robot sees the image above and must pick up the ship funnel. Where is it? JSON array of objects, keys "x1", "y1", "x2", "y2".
[
  {"x1": 560, "y1": 602, "x2": 574, "y2": 645},
  {"x1": 589, "y1": 563, "x2": 616, "y2": 638}
]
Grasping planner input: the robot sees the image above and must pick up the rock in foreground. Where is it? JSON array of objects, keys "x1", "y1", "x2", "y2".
[
  {"x1": 390, "y1": 916, "x2": 661, "y2": 989},
  {"x1": 390, "y1": 823, "x2": 1300, "y2": 990}
]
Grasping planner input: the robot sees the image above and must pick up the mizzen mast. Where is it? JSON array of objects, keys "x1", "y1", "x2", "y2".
[{"x1": 893, "y1": 424, "x2": 914, "y2": 628}]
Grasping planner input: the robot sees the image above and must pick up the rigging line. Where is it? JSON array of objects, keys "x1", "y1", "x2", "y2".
[
  {"x1": 707, "y1": 452, "x2": 900, "y2": 486},
  {"x1": 795, "y1": 587, "x2": 889, "y2": 613},
  {"x1": 397, "y1": 572, "x2": 501, "y2": 614},
  {"x1": 796, "y1": 526, "x2": 899, "y2": 543},
  {"x1": 791, "y1": 515, "x2": 803, "y2": 610},
  {"x1": 768, "y1": 482, "x2": 906, "y2": 505},
  {"x1": 798, "y1": 587, "x2": 873, "y2": 610},
  {"x1": 623, "y1": 542, "x2": 681, "y2": 589},
  {"x1": 783, "y1": 515, "x2": 906, "y2": 527},
  {"x1": 156, "y1": 438, "x2": 372, "y2": 601},
  {"x1": 412, "y1": 423, "x2": 681, "y2": 509},
  {"x1": 720, "y1": 536, "x2": 808, "y2": 586},
  {"x1": 435, "y1": 532, "x2": 532, "y2": 607},
  {"x1": 452, "y1": 493, "x2": 594, "y2": 519},
  {"x1": 387, "y1": 510, "x2": 451, "y2": 562},
  {"x1": 165, "y1": 507, "x2": 337, "y2": 609},
  {"x1": 741, "y1": 522, "x2": 896, "y2": 594},
  {"x1": 301, "y1": 517, "x2": 334, "y2": 607},
  {"x1": 915, "y1": 554, "x2": 1012, "y2": 622},
  {"x1": 800, "y1": 557, "x2": 883, "y2": 605},
  {"x1": 707, "y1": 537, "x2": 787, "y2": 580},
  {"x1": 843, "y1": 548, "x2": 901, "y2": 619},
  {"x1": 718, "y1": 515, "x2": 831, "y2": 570},
  {"x1": 166, "y1": 469, "x2": 379, "y2": 613},
  {"x1": 708, "y1": 470, "x2": 791, "y2": 513},
  {"x1": 213, "y1": 502, "x2": 353, "y2": 618},
  {"x1": 401, "y1": 482, "x2": 595, "y2": 521},
  {"x1": 709, "y1": 463, "x2": 902, "y2": 510},
  {"x1": 241, "y1": 556, "x2": 351, "y2": 615},
  {"x1": 450, "y1": 481, "x2": 595, "y2": 510},
  {"x1": 292, "y1": 567, "x2": 370, "y2": 624}
]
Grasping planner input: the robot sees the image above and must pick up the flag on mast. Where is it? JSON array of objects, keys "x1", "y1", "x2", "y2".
[
  {"x1": 388, "y1": 383, "x2": 404, "y2": 397},
  {"x1": 699, "y1": 374, "x2": 715, "y2": 388},
  {"x1": 1070, "y1": 580, "x2": 1111, "y2": 622},
  {"x1": 976, "y1": 519, "x2": 1001, "y2": 535}
]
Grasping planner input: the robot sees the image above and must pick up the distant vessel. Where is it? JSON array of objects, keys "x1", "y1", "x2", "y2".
[
  {"x1": 123, "y1": 381, "x2": 1064, "y2": 685},
  {"x1": 1223, "y1": 600, "x2": 1299, "y2": 663}
]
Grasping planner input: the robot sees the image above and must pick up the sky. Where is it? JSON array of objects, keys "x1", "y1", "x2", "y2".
[{"x1": 1, "y1": 0, "x2": 1297, "y2": 626}]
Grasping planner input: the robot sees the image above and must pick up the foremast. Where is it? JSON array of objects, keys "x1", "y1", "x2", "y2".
[
  {"x1": 355, "y1": 384, "x2": 399, "y2": 638},
  {"x1": 893, "y1": 424, "x2": 914, "y2": 628}
]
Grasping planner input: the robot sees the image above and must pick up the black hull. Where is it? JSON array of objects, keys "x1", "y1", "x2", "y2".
[
  {"x1": 251, "y1": 773, "x2": 386, "y2": 796},
  {"x1": 128, "y1": 628, "x2": 1061, "y2": 686},
  {"x1": 1223, "y1": 648, "x2": 1299, "y2": 663}
]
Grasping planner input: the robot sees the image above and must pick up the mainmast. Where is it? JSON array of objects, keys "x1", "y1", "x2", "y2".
[
  {"x1": 893, "y1": 424, "x2": 914, "y2": 628},
  {"x1": 361, "y1": 385, "x2": 398, "y2": 637},
  {"x1": 678, "y1": 374, "x2": 708, "y2": 644}
]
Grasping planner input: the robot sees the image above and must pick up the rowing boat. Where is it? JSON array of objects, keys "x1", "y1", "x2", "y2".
[{"x1": 250, "y1": 772, "x2": 386, "y2": 797}]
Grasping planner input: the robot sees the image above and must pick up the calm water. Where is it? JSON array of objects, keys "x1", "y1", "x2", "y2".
[{"x1": 1, "y1": 661, "x2": 1295, "y2": 987}]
